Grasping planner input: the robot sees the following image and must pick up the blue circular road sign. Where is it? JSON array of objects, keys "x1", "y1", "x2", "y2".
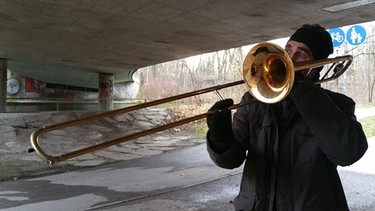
[
  {"x1": 328, "y1": 28, "x2": 345, "y2": 47},
  {"x1": 346, "y1": 25, "x2": 367, "y2": 46}
]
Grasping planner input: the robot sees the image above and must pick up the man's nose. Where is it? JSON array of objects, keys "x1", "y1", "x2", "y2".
[{"x1": 288, "y1": 52, "x2": 297, "y2": 62}]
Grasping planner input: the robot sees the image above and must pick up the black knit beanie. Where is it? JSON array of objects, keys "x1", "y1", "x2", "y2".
[{"x1": 289, "y1": 24, "x2": 333, "y2": 60}]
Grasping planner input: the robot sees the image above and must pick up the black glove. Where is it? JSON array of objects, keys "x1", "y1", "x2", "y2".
[{"x1": 206, "y1": 99, "x2": 234, "y2": 152}]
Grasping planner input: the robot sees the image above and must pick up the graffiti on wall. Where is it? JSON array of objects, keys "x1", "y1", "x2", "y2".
[
  {"x1": 7, "y1": 77, "x2": 21, "y2": 95},
  {"x1": 7, "y1": 70, "x2": 98, "y2": 100},
  {"x1": 99, "y1": 79, "x2": 113, "y2": 99},
  {"x1": 25, "y1": 77, "x2": 45, "y2": 93}
]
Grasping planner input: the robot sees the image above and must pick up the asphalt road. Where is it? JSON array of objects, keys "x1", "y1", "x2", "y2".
[{"x1": 1, "y1": 142, "x2": 374, "y2": 211}]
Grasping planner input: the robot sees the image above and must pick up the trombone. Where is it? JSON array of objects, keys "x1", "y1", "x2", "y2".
[{"x1": 30, "y1": 42, "x2": 353, "y2": 165}]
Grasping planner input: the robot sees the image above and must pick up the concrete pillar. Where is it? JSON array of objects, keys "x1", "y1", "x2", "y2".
[
  {"x1": 98, "y1": 73, "x2": 114, "y2": 111},
  {"x1": 0, "y1": 59, "x2": 7, "y2": 112}
]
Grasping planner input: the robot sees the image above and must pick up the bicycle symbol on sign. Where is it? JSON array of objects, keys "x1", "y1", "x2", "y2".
[
  {"x1": 331, "y1": 32, "x2": 344, "y2": 42},
  {"x1": 329, "y1": 25, "x2": 366, "y2": 47}
]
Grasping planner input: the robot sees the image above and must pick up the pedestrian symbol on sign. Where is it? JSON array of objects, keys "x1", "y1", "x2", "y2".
[{"x1": 346, "y1": 25, "x2": 366, "y2": 46}]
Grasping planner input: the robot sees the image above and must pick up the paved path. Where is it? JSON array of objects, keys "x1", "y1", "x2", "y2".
[
  {"x1": 1, "y1": 144, "x2": 374, "y2": 211},
  {"x1": 355, "y1": 106, "x2": 375, "y2": 120}
]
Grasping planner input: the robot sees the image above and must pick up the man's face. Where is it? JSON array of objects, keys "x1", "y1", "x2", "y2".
[
  {"x1": 285, "y1": 40, "x2": 314, "y2": 77},
  {"x1": 285, "y1": 40, "x2": 314, "y2": 62}
]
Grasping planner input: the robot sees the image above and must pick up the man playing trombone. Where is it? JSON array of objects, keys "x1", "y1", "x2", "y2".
[{"x1": 206, "y1": 24, "x2": 368, "y2": 210}]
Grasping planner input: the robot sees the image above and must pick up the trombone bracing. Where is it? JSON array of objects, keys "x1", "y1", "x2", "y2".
[{"x1": 30, "y1": 42, "x2": 353, "y2": 165}]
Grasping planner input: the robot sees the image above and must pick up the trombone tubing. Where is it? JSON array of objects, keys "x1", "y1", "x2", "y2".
[
  {"x1": 31, "y1": 111, "x2": 214, "y2": 165},
  {"x1": 30, "y1": 80, "x2": 244, "y2": 164},
  {"x1": 294, "y1": 55, "x2": 352, "y2": 72}
]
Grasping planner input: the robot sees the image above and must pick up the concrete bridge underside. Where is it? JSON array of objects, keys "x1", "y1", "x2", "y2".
[{"x1": 0, "y1": 1, "x2": 374, "y2": 89}]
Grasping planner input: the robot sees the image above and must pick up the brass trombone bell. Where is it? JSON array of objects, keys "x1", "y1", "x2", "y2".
[{"x1": 243, "y1": 42, "x2": 353, "y2": 103}]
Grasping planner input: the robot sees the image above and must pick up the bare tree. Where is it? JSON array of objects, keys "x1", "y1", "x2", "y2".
[{"x1": 137, "y1": 21, "x2": 375, "y2": 106}]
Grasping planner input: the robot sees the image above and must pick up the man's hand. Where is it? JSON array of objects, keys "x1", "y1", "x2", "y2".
[{"x1": 206, "y1": 99, "x2": 234, "y2": 152}]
